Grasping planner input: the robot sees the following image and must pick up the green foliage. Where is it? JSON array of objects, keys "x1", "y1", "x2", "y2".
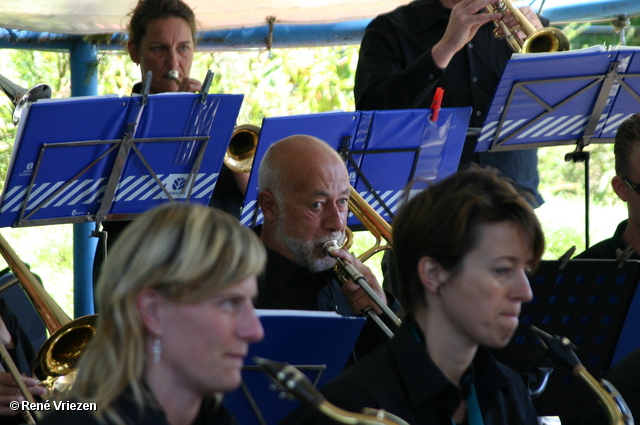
[
  {"x1": 0, "y1": 50, "x2": 72, "y2": 193},
  {"x1": 196, "y1": 47, "x2": 358, "y2": 125},
  {"x1": 562, "y1": 18, "x2": 640, "y2": 49}
]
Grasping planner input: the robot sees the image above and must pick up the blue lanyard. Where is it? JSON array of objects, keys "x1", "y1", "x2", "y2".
[{"x1": 452, "y1": 383, "x2": 485, "y2": 425}]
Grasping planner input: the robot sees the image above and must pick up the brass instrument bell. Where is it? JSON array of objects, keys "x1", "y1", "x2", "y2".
[
  {"x1": 224, "y1": 124, "x2": 260, "y2": 173},
  {"x1": 488, "y1": 0, "x2": 570, "y2": 53},
  {"x1": 0, "y1": 73, "x2": 52, "y2": 125}
]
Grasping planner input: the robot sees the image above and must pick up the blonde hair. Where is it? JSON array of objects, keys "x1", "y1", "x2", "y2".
[{"x1": 71, "y1": 203, "x2": 265, "y2": 424}]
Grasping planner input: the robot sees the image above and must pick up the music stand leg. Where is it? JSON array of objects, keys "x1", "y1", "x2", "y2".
[{"x1": 584, "y1": 154, "x2": 590, "y2": 249}]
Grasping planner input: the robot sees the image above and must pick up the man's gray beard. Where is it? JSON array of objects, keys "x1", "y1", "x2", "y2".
[{"x1": 274, "y1": 214, "x2": 345, "y2": 273}]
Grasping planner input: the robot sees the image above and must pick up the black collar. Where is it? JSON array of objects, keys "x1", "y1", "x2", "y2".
[{"x1": 390, "y1": 319, "x2": 513, "y2": 410}]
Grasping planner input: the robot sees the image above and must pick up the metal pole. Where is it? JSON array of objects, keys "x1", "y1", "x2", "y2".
[{"x1": 69, "y1": 40, "x2": 98, "y2": 318}]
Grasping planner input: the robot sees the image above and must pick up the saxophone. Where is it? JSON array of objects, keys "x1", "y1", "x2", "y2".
[
  {"x1": 255, "y1": 357, "x2": 410, "y2": 425},
  {"x1": 531, "y1": 326, "x2": 635, "y2": 425}
]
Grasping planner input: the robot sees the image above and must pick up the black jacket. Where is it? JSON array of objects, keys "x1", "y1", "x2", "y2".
[
  {"x1": 256, "y1": 240, "x2": 401, "y2": 365},
  {"x1": 1, "y1": 299, "x2": 38, "y2": 425},
  {"x1": 354, "y1": 0, "x2": 544, "y2": 207},
  {"x1": 38, "y1": 389, "x2": 237, "y2": 425},
  {"x1": 574, "y1": 219, "x2": 638, "y2": 260},
  {"x1": 282, "y1": 318, "x2": 539, "y2": 425}
]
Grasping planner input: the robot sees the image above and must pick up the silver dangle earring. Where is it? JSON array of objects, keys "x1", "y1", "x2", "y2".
[{"x1": 152, "y1": 338, "x2": 162, "y2": 363}]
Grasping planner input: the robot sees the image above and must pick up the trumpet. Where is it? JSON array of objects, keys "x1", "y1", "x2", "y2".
[
  {"x1": 487, "y1": 0, "x2": 570, "y2": 53},
  {"x1": 255, "y1": 356, "x2": 410, "y2": 425}
]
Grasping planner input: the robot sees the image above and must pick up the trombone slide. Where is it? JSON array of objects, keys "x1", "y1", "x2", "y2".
[
  {"x1": 0, "y1": 316, "x2": 39, "y2": 423},
  {"x1": 323, "y1": 241, "x2": 402, "y2": 338},
  {"x1": 0, "y1": 233, "x2": 71, "y2": 333}
]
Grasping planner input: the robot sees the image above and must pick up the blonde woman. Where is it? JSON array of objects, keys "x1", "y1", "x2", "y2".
[{"x1": 40, "y1": 203, "x2": 266, "y2": 425}]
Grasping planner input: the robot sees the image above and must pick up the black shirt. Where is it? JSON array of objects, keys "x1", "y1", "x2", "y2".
[
  {"x1": 38, "y1": 389, "x2": 237, "y2": 425},
  {"x1": 0, "y1": 299, "x2": 35, "y2": 376},
  {"x1": 256, "y1": 239, "x2": 401, "y2": 364},
  {"x1": 355, "y1": 0, "x2": 544, "y2": 207},
  {"x1": 1, "y1": 299, "x2": 38, "y2": 425},
  {"x1": 256, "y1": 246, "x2": 354, "y2": 314},
  {"x1": 282, "y1": 318, "x2": 539, "y2": 425},
  {"x1": 574, "y1": 219, "x2": 638, "y2": 260}
]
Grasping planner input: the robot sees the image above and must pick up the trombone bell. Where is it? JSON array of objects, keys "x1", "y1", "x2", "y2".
[
  {"x1": 224, "y1": 124, "x2": 259, "y2": 173},
  {"x1": 0, "y1": 73, "x2": 52, "y2": 125},
  {"x1": 33, "y1": 314, "x2": 97, "y2": 399},
  {"x1": 0, "y1": 233, "x2": 94, "y2": 399}
]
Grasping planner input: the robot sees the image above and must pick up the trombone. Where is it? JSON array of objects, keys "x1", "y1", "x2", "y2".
[
  {"x1": 0, "y1": 73, "x2": 51, "y2": 125},
  {"x1": 0, "y1": 324, "x2": 39, "y2": 424},
  {"x1": 0, "y1": 233, "x2": 96, "y2": 400},
  {"x1": 325, "y1": 187, "x2": 401, "y2": 338},
  {"x1": 224, "y1": 124, "x2": 260, "y2": 173}
]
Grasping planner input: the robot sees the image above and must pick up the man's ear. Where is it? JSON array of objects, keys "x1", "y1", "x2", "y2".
[
  {"x1": 258, "y1": 190, "x2": 278, "y2": 222},
  {"x1": 417, "y1": 256, "x2": 449, "y2": 295},
  {"x1": 137, "y1": 288, "x2": 163, "y2": 337},
  {"x1": 612, "y1": 176, "x2": 629, "y2": 203},
  {"x1": 127, "y1": 41, "x2": 140, "y2": 64}
]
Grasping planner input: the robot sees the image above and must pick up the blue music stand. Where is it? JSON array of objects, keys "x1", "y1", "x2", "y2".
[
  {"x1": 476, "y1": 46, "x2": 640, "y2": 247},
  {"x1": 492, "y1": 259, "x2": 640, "y2": 419},
  {"x1": 476, "y1": 46, "x2": 640, "y2": 152},
  {"x1": 239, "y1": 107, "x2": 472, "y2": 228},
  {"x1": 0, "y1": 86, "x2": 243, "y2": 229},
  {"x1": 222, "y1": 310, "x2": 366, "y2": 425}
]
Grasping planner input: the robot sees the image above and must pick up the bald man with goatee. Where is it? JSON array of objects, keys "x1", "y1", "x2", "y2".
[{"x1": 255, "y1": 135, "x2": 401, "y2": 364}]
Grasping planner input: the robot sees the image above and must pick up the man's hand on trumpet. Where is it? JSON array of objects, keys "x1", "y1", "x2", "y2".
[
  {"x1": 432, "y1": 0, "x2": 501, "y2": 68},
  {"x1": 500, "y1": 5, "x2": 543, "y2": 42},
  {"x1": 327, "y1": 247, "x2": 388, "y2": 315}
]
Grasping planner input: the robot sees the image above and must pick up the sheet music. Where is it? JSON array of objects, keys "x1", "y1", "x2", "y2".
[
  {"x1": 511, "y1": 44, "x2": 606, "y2": 60},
  {"x1": 256, "y1": 309, "x2": 345, "y2": 318}
]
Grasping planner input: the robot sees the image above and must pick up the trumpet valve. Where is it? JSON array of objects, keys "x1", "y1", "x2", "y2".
[{"x1": 493, "y1": 1, "x2": 508, "y2": 14}]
